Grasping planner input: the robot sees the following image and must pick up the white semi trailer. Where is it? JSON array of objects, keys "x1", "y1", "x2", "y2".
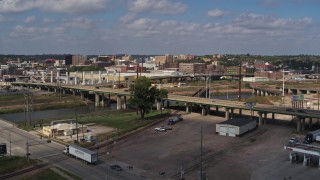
[{"x1": 63, "y1": 144, "x2": 98, "y2": 164}]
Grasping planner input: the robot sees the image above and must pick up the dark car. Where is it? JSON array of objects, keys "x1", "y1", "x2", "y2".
[
  {"x1": 286, "y1": 108, "x2": 295, "y2": 112},
  {"x1": 297, "y1": 109, "x2": 307, "y2": 113},
  {"x1": 110, "y1": 165, "x2": 122, "y2": 171}
]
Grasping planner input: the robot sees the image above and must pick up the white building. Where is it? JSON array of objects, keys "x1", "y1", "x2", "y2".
[{"x1": 216, "y1": 118, "x2": 256, "y2": 137}]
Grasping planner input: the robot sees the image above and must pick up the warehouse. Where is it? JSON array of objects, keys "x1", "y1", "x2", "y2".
[{"x1": 216, "y1": 118, "x2": 256, "y2": 137}]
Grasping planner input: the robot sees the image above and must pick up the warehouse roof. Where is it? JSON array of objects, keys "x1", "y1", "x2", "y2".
[{"x1": 217, "y1": 118, "x2": 255, "y2": 127}]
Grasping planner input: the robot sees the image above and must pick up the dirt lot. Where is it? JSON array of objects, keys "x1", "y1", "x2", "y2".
[{"x1": 101, "y1": 112, "x2": 320, "y2": 180}]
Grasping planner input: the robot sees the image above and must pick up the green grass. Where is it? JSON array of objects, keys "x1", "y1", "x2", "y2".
[
  {"x1": 21, "y1": 168, "x2": 69, "y2": 180},
  {"x1": 0, "y1": 156, "x2": 37, "y2": 175},
  {"x1": 56, "y1": 167, "x2": 82, "y2": 180},
  {"x1": 78, "y1": 109, "x2": 170, "y2": 135}
]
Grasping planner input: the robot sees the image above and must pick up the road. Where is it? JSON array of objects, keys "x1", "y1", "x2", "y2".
[{"x1": 0, "y1": 119, "x2": 143, "y2": 180}]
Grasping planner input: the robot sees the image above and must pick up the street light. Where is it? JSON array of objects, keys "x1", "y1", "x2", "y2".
[{"x1": 282, "y1": 70, "x2": 290, "y2": 106}]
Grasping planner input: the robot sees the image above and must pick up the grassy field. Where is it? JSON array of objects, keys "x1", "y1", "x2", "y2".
[
  {"x1": 0, "y1": 156, "x2": 37, "y2": 175},
  {"x1": 21, "y1": 168, "x2": 68, "y2": 180},
  {"x1": 0, "y1": 93, "x2": 85, "y2": 114}
]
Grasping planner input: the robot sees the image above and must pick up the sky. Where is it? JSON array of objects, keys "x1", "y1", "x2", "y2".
[{"x1": 0, "y1": 0, "x2": 319, "y2": 55}]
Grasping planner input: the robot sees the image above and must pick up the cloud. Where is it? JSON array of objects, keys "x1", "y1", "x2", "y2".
[
  {"x1": 61, "y1": 17, "x2": 96, "y2": 29},
  {"x1": 234, "y1": 13, "x2": 312, "y2": 32},
  {"x1": 207, "y1": 9, "x2": 229, "y2": 18},
  {"x1": 43, "y1": 18, "x2": 54, "y2": 23},
  {"x1": 24, "y1": 16, "x2": 35, "y2": 23},
  {"x1": 0, "y1": 0, "x2": 110, "y2": 14},
  {"x1": 129, "y1": 0, "x2": 187, "y2": 14}
]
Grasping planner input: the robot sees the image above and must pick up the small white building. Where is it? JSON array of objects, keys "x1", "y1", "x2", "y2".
[{"x1": 216, "y1": 118, "x2": 256, "y2": 137}]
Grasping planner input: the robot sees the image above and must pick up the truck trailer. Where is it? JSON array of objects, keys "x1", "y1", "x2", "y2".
[
  {"x1": 304, "y1": 129, "x2": 320, "y2": 144},
  {"x1": 63, "y1": 144, "x2": 98, "y2": 164}
]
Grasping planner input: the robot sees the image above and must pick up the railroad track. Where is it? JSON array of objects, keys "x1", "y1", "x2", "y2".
[
  {"x1": 0, "y1": 163, "x2": 48, "y2": 180},
  {"x1": 168, "y1": 127, "x2": 268, "y2": 180}
]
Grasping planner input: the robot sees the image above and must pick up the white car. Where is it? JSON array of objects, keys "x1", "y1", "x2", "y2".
[
  {"x1": 155, "y1": 127, "x2": 166, "y2": 132},
  {"x1": 288, "y1": 137, "x2": 298, "y2": 144}
]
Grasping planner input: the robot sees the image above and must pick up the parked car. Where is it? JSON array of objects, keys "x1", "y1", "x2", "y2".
[
  {"x1": 297, "y1": 109, "x2": 307, "y2": 113},
  {"x1": 110, "y1": 165, "x2": 122, "y2": 171},
  {"x1": 288, "y1": 137, "x2": 298, "y2": 144},
  {"x1": 286, "y1": 108, "x2": 295, "y2": 112},
  {"x1": 155, "y1": 127, "x2": 166, "y2": 132}
]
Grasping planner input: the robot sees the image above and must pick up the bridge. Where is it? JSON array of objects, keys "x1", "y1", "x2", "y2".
[{"x1": 11, "y1": 82, "x2": 320, "y2": 133}]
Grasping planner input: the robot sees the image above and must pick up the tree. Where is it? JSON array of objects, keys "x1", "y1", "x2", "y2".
[
  {"x1": 155, "y1": 88, "x2": 168, "y2": 114},
  {"x1": 129, "y1": 77, "x2": 168, "y2": 119}
]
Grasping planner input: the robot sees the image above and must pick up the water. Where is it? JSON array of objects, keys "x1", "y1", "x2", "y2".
[{"x1": 0, "y1": 104, "x2": 116, "y2": 123}]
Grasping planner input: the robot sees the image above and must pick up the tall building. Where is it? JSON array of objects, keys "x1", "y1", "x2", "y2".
[
  {"x1": 155, "y1": 55, "x2": 173, "y2": 65},
  {"x1": 179, "y1": 63, "x2": 206, "y2": 74},
  {"x1": 65, "y1": 55, "x2": 72, "y2": 65},
  {"x1": 72, "y1": 55, "x2": 87, "y2": 65}
]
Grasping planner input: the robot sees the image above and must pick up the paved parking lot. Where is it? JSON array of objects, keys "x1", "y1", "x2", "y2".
[{"x1": 102, "y1": 112, "x2": 320, "y2": 180}]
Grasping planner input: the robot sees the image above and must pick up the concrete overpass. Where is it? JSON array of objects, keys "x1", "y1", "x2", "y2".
[{"x1": 11, "y1": 82, "x2": 320, "y2": 133}]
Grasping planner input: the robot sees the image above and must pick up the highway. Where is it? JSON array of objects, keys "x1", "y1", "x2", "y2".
[{"x1": 12, "y1": 82, "x2": 320, "y2": 119}]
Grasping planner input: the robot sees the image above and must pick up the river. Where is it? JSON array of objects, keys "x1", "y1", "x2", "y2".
[{"x1": 0, "y1": 104, "x2": 116, "y2": 123}]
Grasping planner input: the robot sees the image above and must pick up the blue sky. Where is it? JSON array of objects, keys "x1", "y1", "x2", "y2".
[{"x1": 0, "y1": 0, "x2": 319, "y2": 55}]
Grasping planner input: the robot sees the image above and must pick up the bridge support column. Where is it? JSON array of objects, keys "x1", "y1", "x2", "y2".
[
  {"x1": 106, "y1": 94, "x2": 111, "y2": 106},
  {"x1": 66, "y1": 72, "x2": 69, "y2": 84},
  {"x1": 302, "y1": 118, "x2": 305, "y2": 132},
  {"x1": 258, "y1": 112, "x2": 263, "y2": 126},
  {"x1": 272, "y1": 113, "x2": 275, "y2": 120},
  {"x1": 95, "y1": 93, "x2": 100, "y2": 107},
  {"x1": 216, "y1": 107, "x2": 219, "y2": 112},
  {"x1": 225, "y1": 108, "x2": 230, "y2": 119},
  {"x1": 98, "y1": 71, "x2": 102, "y2": 84},
  {"x1": 157, "y1": 101, "x2": 161, "y2": 111},
  {"x1": 264, "y1": 113, "x2": 267, "y2": 124},
  {"x1": 100, "y1": 94, "x2": 105, "y2": 107},
  {"x1": 166, "y1": 100, "x2": 170, "y2": 108},
  {"x1": 80, "y1": 92, "x2": 84, "y2": 100},
  {"x1": 230, "y1": 109, "x2": 234, "y2": 119},
  {"x1": 303, "y1": 154, "x2": 310, "y2": 166},
  {"x1": 72, "y1": 90, "x2": 76, "y2": 96},
  {"x1": 117, "y1": 95, "x2": 122, "y2": 110},
  {"x1": 289, "y1": 152, "x2": 297, "y2": 163},
  {"x1": 91, "y1": 71, "x2": 94, "y2": 85},
  {"x1": 186, "y1": 104, "x2": 190, "y2": 113},
  {"x1": 50, "y1": 71, "x2": 53, "y2": 83},
  {"x1": 309, "y1": 118, "x2": 313, "y2": 129},
  {"x1": 239, "y1": 109, "x2": 242, "y2": 116},
  {"x1": 123, "y1": 96, "x2": 127, "y2": 110},
  {"x1": 201, "y1": 106, "x2": 207, "y2": 116},
  {"x1": 74, "y1": 72, "x2": 78, "y2": 85},
  {"x1": 82, "y1": 71, "x2": 86, "y2": 85},
  {"x1": 297, "y1": 118, "x2": 301, "y2": 132}
]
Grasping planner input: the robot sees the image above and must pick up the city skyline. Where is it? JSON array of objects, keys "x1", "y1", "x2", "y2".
[{"x1": 0, "y1": 0, "x2": 319, "y2": 55}]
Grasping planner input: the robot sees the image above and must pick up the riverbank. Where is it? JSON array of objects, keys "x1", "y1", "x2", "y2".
[{"x1": 0, "y1": 92, "x2": 87, "y2": 114}]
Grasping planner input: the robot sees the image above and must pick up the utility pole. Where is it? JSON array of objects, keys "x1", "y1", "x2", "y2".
[
  {"x1": 200, "y1": 126, "x2": 203, "y2": 180},
  {"x1": 238, "y1": 59, "x2": 242, "y2": 101},
  {"x1": 118, "y1": 68, "x2": 121, "y2": 89},
  {"x1": 9, "y1": 132, "x2": 11, "y2": 157}
]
